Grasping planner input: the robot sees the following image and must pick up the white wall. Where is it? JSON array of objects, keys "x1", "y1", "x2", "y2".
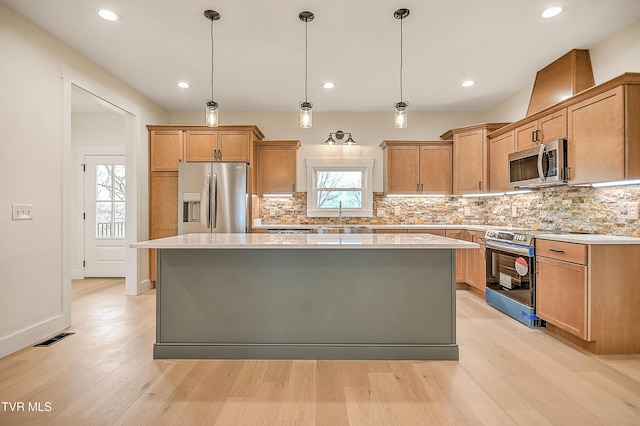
[
  {"x1": 484, "y1": 18, "x2": 640, "y2": 122},
  {"x1": 169, "y1": 111, "x2": 486, "y2": 192},
  {"x1": 0, "y1": 3, "x2": 168, "y2": 358}
]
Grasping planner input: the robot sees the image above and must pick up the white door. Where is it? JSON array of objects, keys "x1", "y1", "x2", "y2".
[{"x1": 84, "y1": 155, "x2": 126, "y2": 277}]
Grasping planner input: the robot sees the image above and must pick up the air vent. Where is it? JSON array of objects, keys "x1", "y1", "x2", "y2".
[{"x1": 34, "y1": 332, "x2": 75, "y2": 347}]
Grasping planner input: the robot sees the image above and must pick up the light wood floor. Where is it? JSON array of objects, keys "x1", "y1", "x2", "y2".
[{"x1": 1, "y1": 278, "x2": 639, "y2": 425}]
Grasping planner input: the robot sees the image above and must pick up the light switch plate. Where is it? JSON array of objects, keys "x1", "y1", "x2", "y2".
[
  {"x1": 627, "y1": 202, "x2": 639, "y2": 220},
  {"x1": 377, "y1": 209, "x2": 386, "y2": 217},
  {"x1": 394, "y1": 207, "x2": 401, "y2": 215},
  {"x1": 12, "y1": 203, "x2": 33, "y2": 220}
]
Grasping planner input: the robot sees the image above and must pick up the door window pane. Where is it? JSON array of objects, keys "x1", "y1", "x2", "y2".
[{"x1": 95, "y1": 164, "x2": 126, "y2": 238}]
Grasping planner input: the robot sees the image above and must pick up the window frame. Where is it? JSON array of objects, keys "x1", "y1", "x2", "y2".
[{"x1": 306, "y1": 157, "x2": 374, "y2": 218}]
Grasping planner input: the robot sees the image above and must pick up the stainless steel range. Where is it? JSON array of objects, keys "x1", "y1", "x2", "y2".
[{"x1": 484, "y1": 229, "x2": 545, "y2": 327}]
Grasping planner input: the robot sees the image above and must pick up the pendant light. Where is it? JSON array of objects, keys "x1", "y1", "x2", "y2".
[
  {"x1": 204, "y1": 10, "x2": 220, "y2": 127},
  {"x1": 299, "y1": 11, "x2": 314, "y2": 128},
  {"x1": 394, "y1": 8, "x2": 410, "y2": 128}
]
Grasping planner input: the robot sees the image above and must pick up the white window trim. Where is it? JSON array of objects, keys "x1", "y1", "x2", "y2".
[{"x1": 306, "y1": 157, "x2": 374, "y2": 218}]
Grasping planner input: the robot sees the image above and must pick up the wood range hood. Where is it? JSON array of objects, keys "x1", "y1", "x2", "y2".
[{"x1": 527, "y1": 49, "x2": 595, "y2": 116}]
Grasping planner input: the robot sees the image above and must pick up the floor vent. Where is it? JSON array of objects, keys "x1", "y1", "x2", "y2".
[{"x1": 34, "y1": 332, "x2": 75, "y2": 347}]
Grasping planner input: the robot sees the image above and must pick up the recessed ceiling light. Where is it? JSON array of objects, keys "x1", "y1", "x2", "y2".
[
  {"x1": 98, "y1": 9, "x2": 118, "y2": 22},
  {"x1": 323, "y1": 82, "x2": 335, "y2": 89},
  {"x1": 462, "y1": 80, "x2": 475, "y2": 87},
  {"x1": 541, "y1": 7, "x2": 563, "y2": 18},
  {"x1": 177, "y1": 82, "x2": 190, "y2": 89}
]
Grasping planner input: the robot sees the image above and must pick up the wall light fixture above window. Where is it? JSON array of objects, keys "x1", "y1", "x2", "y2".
[{"x1": 324, "y1": 130, "x2": 356, "y2": 145}]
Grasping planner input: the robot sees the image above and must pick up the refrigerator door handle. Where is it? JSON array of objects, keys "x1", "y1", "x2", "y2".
[
  {"x1": 206, "y1": 173, "x2": 211, "y2": 229},
  {"x1": 211, "y1": 173, "x2": 217, "y2": 229}
]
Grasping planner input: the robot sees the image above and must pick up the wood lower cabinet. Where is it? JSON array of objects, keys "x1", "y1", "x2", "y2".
[
  {"x1": 254, "y1": 140, "x2": 300, "y2": 195},
  {"x1": 465, "y1": 231, "x2": 486, "y2": 292},
  {"x1": 536, "y1": 255, "x2": 587, "y2": 339},
  {"x1": 535, "y1": 239, "x2": 640, "y2": 354},
  {"x1": 445, "y1": 230, "x2": 467, "y2": 284},
  {"x1": 149, "y1": 172, "x2": 179, "y2": 282},
  {"x1": 488, "y1": 130, "x2": 515, "y2": 192},
  {"x1": 380, "y1": 141, "x2": 452, "y2": 195}
]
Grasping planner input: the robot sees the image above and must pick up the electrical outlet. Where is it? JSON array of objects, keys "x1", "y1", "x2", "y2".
[
  {"x1": 628, "y1": 202, "x2": 639, "y2": 220},
  {"x1": 377, "y1": 208, "x2": 386, "y2": 217},
  {"x1": 269, "y1": 208, "x2": 277, "y2": 217},
  {"x1": 12, "y1": 203, "x2": 33, "y2": 220},
  {"x1": 511, "y1": 205, "x2": 518, "y2": 217},
  {"x1": 394, "y1": 207, "x2": 401, "y2": 215}
]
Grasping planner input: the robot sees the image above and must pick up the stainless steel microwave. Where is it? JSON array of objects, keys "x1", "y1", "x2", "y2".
[{"x1": 508, "y1": 138, "x2": 567, "y2": 188}]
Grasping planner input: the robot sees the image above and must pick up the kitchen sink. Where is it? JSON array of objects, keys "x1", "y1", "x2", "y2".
[{"x1": 314, "y1": 226, "x2": 372, "y2": 234}]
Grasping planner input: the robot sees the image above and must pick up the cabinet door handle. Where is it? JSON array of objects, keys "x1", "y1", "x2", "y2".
[
  {"x1": 213, "y1": 149, "x2": 218, "y2": 159},
  {"x1": 420, "y1": 183, "x2": 424, "y2": 192},
  {"x1": 532, "y1": 131, "x2": 536, "y2": 143},
  {"x1": 535, "y1": 129, "x2": 541, "y2": 142},
  {"x1": 548, "y1": 248, "x2": 565, "y2": 253},
  {"x1": 417, "y1": 183, "x2": 420, "y2": 192},
  {"x1": 292, "y1": 183, "x2": 295, "y2": 192},
  {"x1": 478, "y1": 181, "x2": 482, "y2": 190}
]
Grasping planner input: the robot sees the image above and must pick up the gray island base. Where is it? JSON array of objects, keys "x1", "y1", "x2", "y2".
[{"x1": 132, "y1": 233, "x2": 479, "y2": 360}]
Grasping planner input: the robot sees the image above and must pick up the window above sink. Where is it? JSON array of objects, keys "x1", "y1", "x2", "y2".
[{"x1": 305, "y1": 157, "x2": 374, "y2": 218}]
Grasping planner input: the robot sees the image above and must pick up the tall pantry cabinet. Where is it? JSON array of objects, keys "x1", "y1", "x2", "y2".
[{"x1": 147, "y1": 125, "x2": 264, "y2": 282}]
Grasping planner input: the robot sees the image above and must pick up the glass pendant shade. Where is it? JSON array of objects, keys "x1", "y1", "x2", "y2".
[
  {"x1": 324, "y1": 134, "x2": 336, "y2": 145},
  {"x1": 394, "y1": 101, "x2": 408, "y2": 128},
  {"x1": 300, "y1": 101, "x2": 313, "y2": 128},
  {"x1": 344, "y1": 136, "x2": 356, "y2": 145},
  {"x1": 206, "y1": 100, "x2": 219, "y2": 127}
]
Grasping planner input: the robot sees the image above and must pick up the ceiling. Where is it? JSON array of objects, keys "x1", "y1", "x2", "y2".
[{"x1": 4, "y1": 0, "x2": 640, "y2": 113}]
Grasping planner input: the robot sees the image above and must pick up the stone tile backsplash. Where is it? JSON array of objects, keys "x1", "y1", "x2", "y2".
[{"x1": 258, "y1": 185, "x2": 640, "y2": 237}]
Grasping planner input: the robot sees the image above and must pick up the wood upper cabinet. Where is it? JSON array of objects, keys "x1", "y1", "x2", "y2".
[
  {"x1": 453, "y1": 130, "x2": 485, "y2": 194},
  {"x1": 488, "y1": 130, "x2": 515, "y2": 192},
  {"x1": 515, "y1": 109, "x2": 567, "y2": 150},
  {"x1": 380, "y1": 141, "x2": 452, "y2": 195},
  {"x1": 441, "y1": 123, "x2": 510, "y2": 195},
  {"x1": 184, "y1": 130, "x2": 251, "y2": 162},
  {"x1": 254, "y1": 140, "x2": 300, "y2": 195},
  {"x1": 567, "y1": 85, "x2": 640, "y2": 185},
  {"x1": 150, "y1": 130, "x2": 183, "y2": 171}
]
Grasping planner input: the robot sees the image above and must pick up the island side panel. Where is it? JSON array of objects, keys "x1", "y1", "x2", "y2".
[{"x1": 155, "y1": 248, "x2": 457, "y2": 359}]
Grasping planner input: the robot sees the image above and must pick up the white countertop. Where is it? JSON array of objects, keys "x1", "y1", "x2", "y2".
[
  {"x1": 254, "y1": 224, "x2": 640, "y2": 244},
  {"x1": 534, "y1": 233, "x2": 640, "y2": 245},
  {"x1": 131, "y1": 233, "x2": 480, "y2": 250}
]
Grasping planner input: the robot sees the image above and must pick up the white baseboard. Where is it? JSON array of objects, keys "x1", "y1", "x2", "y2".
[
  {"x1": 137, "y1": 279, "x2": 152, "y2": 295},
  {"x1": 0, "y1": 315, "x2": 70, "y2": 359}
]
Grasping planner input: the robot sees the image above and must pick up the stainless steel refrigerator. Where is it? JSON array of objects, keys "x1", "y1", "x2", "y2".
[{"x1": 178, "y1": 162, "x2": 248, "y2": 234}]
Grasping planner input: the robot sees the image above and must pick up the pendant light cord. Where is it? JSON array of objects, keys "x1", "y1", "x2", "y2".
[
  {"x1": 210, "y1": 17, "x2": 215, "y2": 101},
  {"x1": 400, "y1": 16, "x2": 404, "y2": 103},
  {"x1": 304, "y1": 20, "x2": 308, "y2": 103}
]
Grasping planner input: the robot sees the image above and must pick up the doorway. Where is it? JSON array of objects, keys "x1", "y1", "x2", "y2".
[
  {"x1": 83, "y1": 155, "x2": 127, "y2": 277},
  {"x1": 68, "y1": 82, "x2": 140, "y2": 295}
]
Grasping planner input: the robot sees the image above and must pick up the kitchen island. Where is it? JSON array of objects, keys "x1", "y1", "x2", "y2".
[{"x1": 131, "y1": 233, "x2": 478, "y2": 360}]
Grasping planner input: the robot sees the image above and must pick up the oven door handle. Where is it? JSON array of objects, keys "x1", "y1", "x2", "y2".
[{"x1": 485, "y1": 240, "x2": 535, "y2": 257}]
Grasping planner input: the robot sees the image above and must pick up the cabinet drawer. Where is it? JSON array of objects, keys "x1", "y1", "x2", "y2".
[{"x1": 535, "y1": 239, "x2": 587, "y2": 265}]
